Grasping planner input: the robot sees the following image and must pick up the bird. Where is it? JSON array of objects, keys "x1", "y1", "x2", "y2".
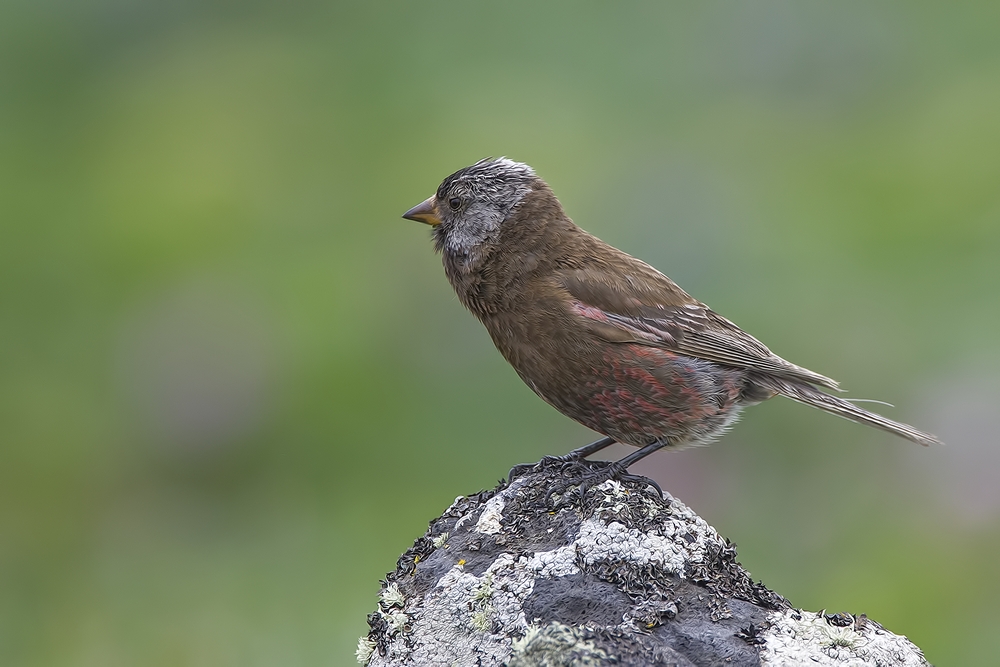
[{"x1": 402, "y1": 157, "x2": 942, "y2": 482}]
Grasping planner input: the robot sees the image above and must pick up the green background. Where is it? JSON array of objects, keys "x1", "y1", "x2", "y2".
[{"x1": 3, "y1": 1, "x2": 999, "y2": 665}]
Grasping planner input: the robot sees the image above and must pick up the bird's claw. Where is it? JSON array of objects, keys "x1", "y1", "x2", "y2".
[{"x1": 616, "y1": 472, "x2": 663, "y2": 498}]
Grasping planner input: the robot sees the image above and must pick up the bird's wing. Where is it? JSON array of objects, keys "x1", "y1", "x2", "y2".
[{"x1": 558, "y1": 265, "x2": 840, "y2": 390}]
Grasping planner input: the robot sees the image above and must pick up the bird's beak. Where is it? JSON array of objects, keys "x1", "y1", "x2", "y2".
[{"x1": 402, "y1": 196, "x2": 441, "y2": 226}]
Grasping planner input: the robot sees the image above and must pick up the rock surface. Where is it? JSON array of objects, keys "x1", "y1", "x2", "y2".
[{"x1": 358, "y1": 458, "x2": 930, "y2": 666}]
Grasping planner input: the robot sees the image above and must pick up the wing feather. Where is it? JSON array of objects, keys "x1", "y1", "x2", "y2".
[{"x1": 559, "y1": 266, "x2": 839, "y2": 390}]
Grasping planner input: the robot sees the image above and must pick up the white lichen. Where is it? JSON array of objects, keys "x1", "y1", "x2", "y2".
[
  {"x1": 379, "y1": 582, "x2": 405, "y2": 609},
  {"x1": 526, "y1": 544, "x2": 579, "y2": 577},
  {"x1": 474, "y1": 494, "x2": 506, "y2": 534},
  {"x1": 383, "y1": 553, "x2": 532, "y2": 666},
  {"x1": 432, "y1": 532, "x2": 450, "y2": 549},
  {"x1": 576, "y1": 517, "x2": 703, "y2": 576},
  {"x1": 471, "y1": 606, "x2": 495, "y2": 632},
  {"x1": 759, "y1": 609, "x2": 930, "y2": 666},
  {"x1": 384, "y1": 610, "x2": 409, "y2": 634},
  {"x1": 472, "y1": 574, "x2": 494, "y2": 603},
  {"x1": 355, "y1": 636, "x2": 376, "y2": 665},
  {"x1": 508, "y1": 622, "x2": 608, "y2": 667},
  {"x1": 509, "y1": 624, "x2": 542, "y2": 655}
]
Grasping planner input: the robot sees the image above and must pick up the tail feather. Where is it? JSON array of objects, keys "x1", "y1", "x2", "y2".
[{"x1": 760, "y1": 377, "x2": 943, "y2": 447}]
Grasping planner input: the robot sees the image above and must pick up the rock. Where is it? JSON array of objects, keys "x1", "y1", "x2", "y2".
[{"x1": 358, "y1": 458, "x2": 930, "y2": 666}]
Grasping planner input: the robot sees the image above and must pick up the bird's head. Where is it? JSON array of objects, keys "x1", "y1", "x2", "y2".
[{"x1": 403, "y1": 158, "x2": 539, "y2": 271}]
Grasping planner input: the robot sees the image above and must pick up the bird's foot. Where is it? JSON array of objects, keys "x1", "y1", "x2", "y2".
[
  {"x1": 544, "y1": 460, "x2": 663, "y2": 505},
  {"x1": 508, "y1": 437, "x2": 617, "y2": 482}
]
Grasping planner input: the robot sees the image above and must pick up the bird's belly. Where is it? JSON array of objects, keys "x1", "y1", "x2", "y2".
[{"x1": 530, "y1": 343, "x2": 747, "y2": 449}]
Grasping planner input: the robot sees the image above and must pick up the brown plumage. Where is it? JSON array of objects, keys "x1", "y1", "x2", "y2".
[{"x1": 403, "y1": 158, "x2": 942, "y2": 470}]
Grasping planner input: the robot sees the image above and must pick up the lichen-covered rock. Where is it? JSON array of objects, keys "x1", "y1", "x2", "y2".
[{"x1": 358, "y1": 458, "x2": 930, "y2": 667}]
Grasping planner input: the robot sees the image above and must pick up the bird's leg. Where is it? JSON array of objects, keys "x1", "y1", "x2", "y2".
[
  {"x1": 563, "y1": 436, "x2": 617, "y2": 460},
  {"x1": 608, "y1": 440, "x2": 667, "y2": 471},
  {"x1": 508, "y1": 436, "x2": 616, "y2": 481}
]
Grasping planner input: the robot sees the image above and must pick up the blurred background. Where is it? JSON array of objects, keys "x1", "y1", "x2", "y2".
[{"x1": 2, "y1": 1, "x2": 999, "y2": 664}]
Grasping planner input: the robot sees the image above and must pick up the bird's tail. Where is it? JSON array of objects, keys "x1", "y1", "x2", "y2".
[{"x1": 758, "y1": 376, "x2": 943, "y2": 447}]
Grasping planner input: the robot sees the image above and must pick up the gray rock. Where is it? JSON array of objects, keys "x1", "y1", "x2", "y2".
[{"x1": 357, "y1": 458, "x2": 930, "y2": 667}]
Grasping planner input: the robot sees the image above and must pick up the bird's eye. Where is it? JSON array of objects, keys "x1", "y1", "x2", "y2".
[{"x1": 448, "y1": 197, "x2": 462, "y2": 211}]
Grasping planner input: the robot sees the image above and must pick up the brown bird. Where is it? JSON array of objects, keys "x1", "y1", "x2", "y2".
[{"x1": 403, "y1": 158, "x2": 941, "y2": 480}]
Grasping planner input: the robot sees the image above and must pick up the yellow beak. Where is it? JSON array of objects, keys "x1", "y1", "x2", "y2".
[{"x1": 402, "y1": 196, "x2": 441, "y2": 226}]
